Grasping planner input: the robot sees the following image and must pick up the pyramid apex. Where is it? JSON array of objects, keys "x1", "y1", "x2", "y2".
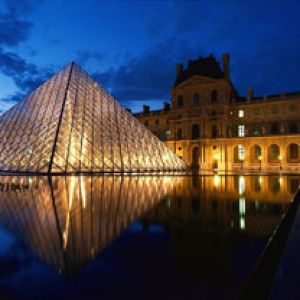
[{"x1": 0, "y1": 60, "x2": 186, "y2": 174}]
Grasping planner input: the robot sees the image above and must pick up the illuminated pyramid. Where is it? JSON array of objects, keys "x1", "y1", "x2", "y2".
[{"x1": 0, "y1": 62, "x2": 185, "y2": 174}]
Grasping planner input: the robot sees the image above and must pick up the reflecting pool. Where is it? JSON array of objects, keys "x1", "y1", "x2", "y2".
[{"x1": 0, "y1": 175, "x2": 298, "y2": 299}]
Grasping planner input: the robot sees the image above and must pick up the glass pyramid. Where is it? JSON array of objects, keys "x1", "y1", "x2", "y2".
[{"x1": 0, "y1": 62, "x2": 186, "y2": 174}]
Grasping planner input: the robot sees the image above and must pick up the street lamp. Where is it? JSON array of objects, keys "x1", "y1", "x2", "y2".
[
  {"x1": 279, "y1": 155, "x2": 282, "y2": 170},
  {"x1": 213, "y1": 154, "x2": 219, "y2": 172},
  {"x1": 258, "y1": 155, "x2": 262, "y2": 171},
  {"x1": 240, "y1": 158, "x2": 244, "y2": 172}
]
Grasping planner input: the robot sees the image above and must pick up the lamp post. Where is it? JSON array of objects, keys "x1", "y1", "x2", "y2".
[
  {"x1": 258, "y1": 155, "x2": 262, "y2": 172},
  {"x1": 279, "y1": 155, "x2": 282, "y2": 171},
  {"x1": 213, "y1": 154, "x2": 219, "y2": 172},
  {"x1": 240, "y1": 158, "x2": 244, "y2": 172}
]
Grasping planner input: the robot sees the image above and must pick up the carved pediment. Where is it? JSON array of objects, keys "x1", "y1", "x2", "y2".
[{"x1": 175, "y1": 75, "x2": 221, "y2": 89}]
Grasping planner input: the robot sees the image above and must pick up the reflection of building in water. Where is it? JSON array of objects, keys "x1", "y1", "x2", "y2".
[
  {"x1": 142, "y1": 176, "x2": 298, "y2": 283},
  {"x1": 0, "y1": 176, "x2": 173, "y2": 275},
  {"x1": 144, "y1": 175, "x2": 298, "y2": 235},
  {"x1": 0, "y1": 175, "x2": 297, "y2": 282}
]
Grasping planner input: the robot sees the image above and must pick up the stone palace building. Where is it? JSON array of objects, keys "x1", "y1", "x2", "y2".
[{"x1": 134, "y1": 53, "x2": 300, "y2": 172}]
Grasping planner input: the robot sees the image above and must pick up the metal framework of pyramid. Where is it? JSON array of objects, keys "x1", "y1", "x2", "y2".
[{"x1": 0, "y1": 62, "x2": 186, "y2": 174}]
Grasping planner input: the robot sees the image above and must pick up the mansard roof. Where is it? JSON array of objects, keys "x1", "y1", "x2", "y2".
[{"x1": 174, "y1": 55, "x2": 225, "y2": 87}]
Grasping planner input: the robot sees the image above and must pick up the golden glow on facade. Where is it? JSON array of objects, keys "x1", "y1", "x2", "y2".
[
  {"x1": 0, "y1": 63, "x2": 186, "y2": 174},
  {"x1": 136, "y1": 53, "x2": 300, "y2": 173}
]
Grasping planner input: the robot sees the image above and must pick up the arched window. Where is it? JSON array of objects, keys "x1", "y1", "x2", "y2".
[
  {"x1": 288, "y1": 143, "x2": 299, "y2": 161},
  {"x1": 211, "y1": 90, "x2": 218, "y2": 103},
  {"x1": 253, "y1": 125, "x2": 263, "y2": 136},
  {"x1": 251, "y1": 145, "x2": 262, "y2": 162},
  {"x1": 268, "y1": 144, "x2": 280, "y2": 162},
  {"x1": 191, "y1": 124, "x2": 200, "y2": 139},
  {"x1": 177, "y1": 128, "x2": 182, "y2": 140},
  {"x1": 193, "y1": 93, "x2": 200, "y2": 105},
  {"x1": 177, "y1": 95, "x2": 184, "y2": 107},
  {"x1": 289, "y1": 122, "x2": 298, "y2": 133},
  {"x1": 234, "y1": 145, "x2": 245, "y2": 163}
]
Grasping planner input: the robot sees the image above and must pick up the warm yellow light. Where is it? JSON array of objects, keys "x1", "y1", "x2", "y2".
[
  {"x1": 214, "y1": 154, "x2": 219, "y2": 161},
  {"x1": 239, "y1": 176, "x2": 245, "y2": 195},
  {"x1": 258, "y1": 156, "x2": 262, "y2": 161},
  {"x1": 80, "y1": 176, "x2": 86, "y2": 209},
  {"x1": 213, "y1": 175, "x2": 220, "y2": 187},
  {"x1": 279, "y1": 155, "x2": 282, "y2": 160}
]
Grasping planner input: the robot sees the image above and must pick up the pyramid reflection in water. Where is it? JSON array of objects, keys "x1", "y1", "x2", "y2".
[
  {"x1": 0, "y1": 176, "x2": 174, "y2": 275},
  {"x1": 0, "y1": 63, "x2": 185, "y2": 173}
]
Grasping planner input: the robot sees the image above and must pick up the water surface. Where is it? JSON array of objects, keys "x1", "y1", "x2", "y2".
[{"x1": 0, "y1": 175, "x2": 298, "y2": 299}]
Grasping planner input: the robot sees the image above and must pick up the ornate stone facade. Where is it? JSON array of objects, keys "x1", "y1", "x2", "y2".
[{"x1": 135, "y1": 53, "x2": 300, "y2": 172}]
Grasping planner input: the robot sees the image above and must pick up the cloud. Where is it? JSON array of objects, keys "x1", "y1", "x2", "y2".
[
  {"x1": 0, "y1": 1, "x2": 36, "y2": 47},
  {"x1": 92, "y1": 37, "x2": 203, "y2": 103},
  {"x1": 0, "y1": 49, "x2": 54, "y2": 102},
  {"x1": 0, "y1": 0, "x2": 50, "y2": 106},
  {"x1": 76, "y1": 50, "x2": 105, "y2": 68}
]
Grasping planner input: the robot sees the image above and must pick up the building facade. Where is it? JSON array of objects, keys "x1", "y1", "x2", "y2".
[{"x1": 135, "y1": 53, "x2": 300, "y2": 172}]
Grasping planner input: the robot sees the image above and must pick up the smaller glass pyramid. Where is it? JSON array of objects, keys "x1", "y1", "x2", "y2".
[{"x1": 0, "y1": 62, "x2": 186, "y2": 174}]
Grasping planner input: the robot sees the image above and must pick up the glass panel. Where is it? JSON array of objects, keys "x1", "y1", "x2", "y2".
[{"x1": 0, "y1": 62, "x2": 186, "y2": 173}]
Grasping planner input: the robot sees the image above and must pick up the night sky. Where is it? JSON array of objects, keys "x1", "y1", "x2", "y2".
[{"x1": 0, "y1": 0, "x2": 300, "y2": 114}]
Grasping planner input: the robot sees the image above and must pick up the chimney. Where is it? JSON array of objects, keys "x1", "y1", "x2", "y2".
[
  {"x1": 247, "y1": 88, "x2": 254, "y2": 100},
  {"x1": 223, "y1": 53, "x2": 230, "y2": 79},
  {"x1": 176, "y1": 64, "x2": 183, "y2": 77},
  {"x1": 163, "y1": 102, "x2": 170, "y2": 111},
  {"x1": 143, "y1": 105, "x2": 150, "y2": 113}
]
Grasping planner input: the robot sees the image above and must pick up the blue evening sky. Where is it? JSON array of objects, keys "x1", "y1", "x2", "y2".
[{"x1": 0, "y1": 0, "x2": 299, "y2": 113}]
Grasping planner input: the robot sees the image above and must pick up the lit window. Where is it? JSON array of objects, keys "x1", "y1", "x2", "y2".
[
  {"x1": 238, "y1": 125, "x2": 245, "y2": 137},
  {"x1": 238, "y1": 144, "x2": 245, "y2": 160},
  {"x1": 238, "y1": 109, "x2": 244, "y2": 118}
]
